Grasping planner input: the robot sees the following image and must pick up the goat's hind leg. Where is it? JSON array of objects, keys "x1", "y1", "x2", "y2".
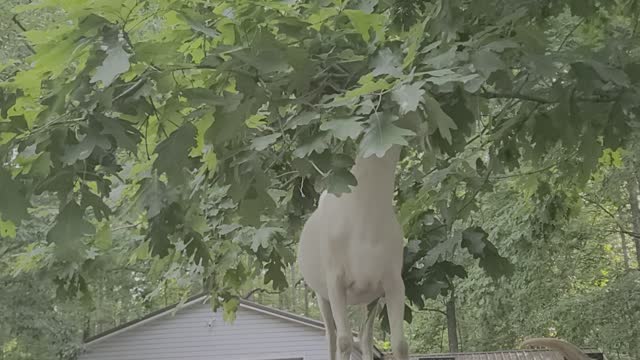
[
  {"x1": 318, "y1": 294, "x2": 338, "y2": 360},
  {"x1": 383, "y1": 276, "x2": 409, "y2": 360}
]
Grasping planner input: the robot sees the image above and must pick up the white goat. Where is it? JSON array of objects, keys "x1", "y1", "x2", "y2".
[{"x1": 298, "y1": 145, "x2": 408, "y2": 360}]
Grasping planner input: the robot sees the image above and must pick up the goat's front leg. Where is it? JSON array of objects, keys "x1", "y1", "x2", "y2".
[
  {"x1": 327, "y1": 279, "x2": 352, "y2": 360},
  {"x1": 317, "y1": 294, "x2": 337, "y2": 360},
  {"x1": 384, "y1": 276, "x2": 409, "y2": 360}
]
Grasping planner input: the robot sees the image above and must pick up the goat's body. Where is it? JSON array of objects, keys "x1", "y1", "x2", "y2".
[
  {"x1": 298, "y1": 191, "x2": 403, "y2": 305},
  {"x1": 298, "y1": 145, "x2": 408, "y2": 360}
]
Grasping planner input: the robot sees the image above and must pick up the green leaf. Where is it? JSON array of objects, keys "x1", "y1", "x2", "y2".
[
  {"x1": 81, "y1": 189, "x2": 111, "y2": 221},
  {"x1": 425, "y1": 70, "x2": 480, "y2": 86},
  {"x1": 285, "y1": 112, "x2": 320, "y2": 129},
  {"x1": 461, "y1": 227, "x2": 514, "y2": 279},
  {"x1": 294, "y1": 132, "x2": 331, "y2": 158},
  {"x1": 370, "y1": 48, "x2": 402, "y2": 77},
  {"x1": 338, "y1": 74, "x2": 392, "y2": 101},
  {"x1": 100, "y1": 116, "x2": 142, "y2": 153},
  {"x1": 403, "y1": 20, "x2": 427, "y2": 68},
  {"x1": 232, "y1": 36, "x2": 288, "y2": 74},
  {"x1": 91, "y1": 42, "x2": 130, "y2": 87},
  {"x1": 135, "y1": 175, "x2": 168, "y2": 219},
  {"x1": 245, "y1": 113, "x2": 267, "y2": 129},
  {"x1": 184, "y1": 233, "x2": 211, "y2": 267},
  {"x1": 461, "y1": 227, "x2": 486, "y2": 255},
  {"x1": 222, "y1": 297, "x2": 240, "y2": 323},
  {"x1": 178, "y1": 12, "x2": 219, "y2": 38},
  {"x1": 251, "y1": 227, "x2": 285, "y2": 252},
  {"x1": 423, "y1": 95, "x2": 458, "y2": 144},
  {"x1": 343, "y1": 9, "x2": 385, "y2": 42},
  {"x1": 47, "y1": 201, "x2": 95, "y2": 262},
  {"x1": 61, "y1": 127, "x2": 111, "y2": 164},
  {"x1": 95, "y1": 223, "x2": 112, "y2": 250},
  {"x1": 320, "y1": 117, "x2": 364, "y2": 140},
  {"x1": 391, "y1": 82, "x2": 425, "y2": 114},
  {"x1": 207, "y1": 110, "x2": 246, "y2": 145},
  {"x1": 0, "y1": 217, "x2": 16, "y2": 239},
  {"x1": 422, "y1": 236, "x2": 459, "y2": 268},
  {"x1": 154, "y1": 124, "x2": 197, "y2": 185},
  {"x1": 323, "y1": 168, "x2": 357, "y2": 195},
  {"x1": 421, "y1": 279, "x2": 449, "y2": 299},
  {"x1": 251, "y1": 133, "x2": 281, "y2": 151},
  {"x1": 264, "y1": 254, "x2": 288, "y2": 291},
  {"x1": 587, "y1": 61, "x2": 630, "y2": 87},
  {"x1": 422, "y1": 47, "x2": 456, "y2": 69},
  {"x1": 471, "y1": 49, "x2": 505, "y2": 77},
  {"x1": 0, "y1": 170, "x2": 29, "y2": 224},
  {"x1": 360, "y1": 112, "x2": 414, "y2": 158}
]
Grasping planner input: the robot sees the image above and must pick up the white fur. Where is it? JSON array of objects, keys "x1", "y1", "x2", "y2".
[{"x1": 297, "y1": 145, "x2": 409, "y2": 360}]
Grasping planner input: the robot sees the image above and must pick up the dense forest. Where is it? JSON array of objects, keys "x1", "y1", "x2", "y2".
[{"x1": 1, "y1": 0, "x2": 639, "y2": 359}]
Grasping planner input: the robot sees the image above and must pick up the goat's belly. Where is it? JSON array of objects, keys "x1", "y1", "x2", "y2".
[{"x1": 345, "y1": 281, "x2": 384, "y2": 305}]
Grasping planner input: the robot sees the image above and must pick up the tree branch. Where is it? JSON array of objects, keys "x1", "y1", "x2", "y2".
[
  {"x1": 0, "y1": 243, "x2": 25, "y2": 259},
  {"x1": 11, "y1": 15, "x2": 36, "y2": 55},
  {"x1": 480, "y1": 91, "x2": 617, "y2": 104},
  {"x1": 420, "y1": 308, "x2": 447, "y2": 316},
  {"x1": 557, "y1": 18, "x2": 585, "y2": 52},
  {"x1": 243, "y1": 288, "x2": 281, "y2": 299},
  {"x1": 579, "y1": 195, "x2": 640, "y2": 239}
]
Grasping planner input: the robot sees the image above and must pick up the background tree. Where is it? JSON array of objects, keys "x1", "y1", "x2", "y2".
[{"x1": 1, "y1": 0, "x2": 639, "y2": 359}]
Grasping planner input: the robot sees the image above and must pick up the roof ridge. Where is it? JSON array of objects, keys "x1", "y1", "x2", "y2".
[{"x1": 82, "y1": 292, "x2": 382, "y2": 358}]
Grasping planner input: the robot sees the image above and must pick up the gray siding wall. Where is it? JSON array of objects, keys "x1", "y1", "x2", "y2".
[{"x1": 79, "y1": 301, "x2": 363, "y2": 360}]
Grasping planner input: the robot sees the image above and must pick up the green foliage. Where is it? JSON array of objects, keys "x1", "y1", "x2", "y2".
[{"x1": 1, "y1": 0, "x2": 640, "y2": 358}]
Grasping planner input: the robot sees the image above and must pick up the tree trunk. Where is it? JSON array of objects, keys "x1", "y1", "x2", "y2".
[
  {"x1": 628, "y1": 178, "x2": 640, "y2": 265},
  {"x1": 620, "y1": 230, "x2": 631, "y2": 270},
  {"x1": 446, "y1": 293, "x2": 459, "y2": 353},
  {"x1": 304, "y1": 283, "x2": 309, "y2": 316},
  {"x1": 290, "y1": 265, "x2": 296, "y2": 310}
]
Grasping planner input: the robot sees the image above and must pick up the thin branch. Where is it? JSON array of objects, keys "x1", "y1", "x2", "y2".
[
  {"x1": 293, "y1": 278, "x2": 305, "y2": 288},
  {"x1": 113, "y1": 78, "x2": 146, "y2": 102},
  {"x1": 490, "y1": 162, "x2": 558, "y2": 180},
  {"x1": 480, "y1": 91, "x2": 617, "y2": 104},
  {"x1": 580, "y1": 195, "x2": 639, "y2": 239},
  {"x1": 600, "y1": 228, "x2": 640, "y2": 239},
  {"x1": 107, "y1": 266, "x2": 146, "y2": 274},
  {"x1": 11, "y1": 15, "x2": 36, "y2": 54},
  {"x1": 243, "y1": 288, "x2": 281, "y2": 299},
  {"x1": 420, "y1": 308, "x2": 447, "y2": 316},
  {"x1": 0, "y1": 243, "x2": 25, "y2": 259},
  {"x1": 557, "y1": 18, "x2": 585, "y2": 52},
  {"x1": 490, "y1": 149, "x2": 579, "y2": 180},
  {"x1": 112, "y1": 222, "x2": 143, "y2": 232},
  {"x1": 480, "y1": 90, "x2": 555, "y2": 104}
]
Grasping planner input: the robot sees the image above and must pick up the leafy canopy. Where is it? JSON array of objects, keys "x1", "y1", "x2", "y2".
[{"x1": 1, "y1": 0, "x2": 639, "y2": 319}]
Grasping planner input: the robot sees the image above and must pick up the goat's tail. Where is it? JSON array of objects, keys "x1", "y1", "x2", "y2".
[{"x1": 521, "y1": 338, "x2": 591, "y2": 360}]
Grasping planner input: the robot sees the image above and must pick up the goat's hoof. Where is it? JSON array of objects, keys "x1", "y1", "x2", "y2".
[
  {"x1": 337, "y1": 335, "x2": 353, "y2": 360},
  {"x1": 337, "y1": 335, "x2": 352, "y2": 353},
  {"x1": 393, "y1": 339, "x2": 409, "y2": 360}
]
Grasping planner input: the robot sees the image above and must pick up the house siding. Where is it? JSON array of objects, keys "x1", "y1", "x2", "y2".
[{"x1": 79, "y1": 300, "x2": 363, "y2": 360}]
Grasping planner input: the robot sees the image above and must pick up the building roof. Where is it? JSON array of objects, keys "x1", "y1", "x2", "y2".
[
  {"x1": 84, "y1": 292, "x2": 383, "y2": 359},
  {"x1": 402, "y1": 348, "x2": 605, "y2": 360}
]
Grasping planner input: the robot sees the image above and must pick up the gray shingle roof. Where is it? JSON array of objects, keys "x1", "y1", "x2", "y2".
[
  {"x1": 383, "y1": 348, "x2": 604, "y2": 360},
  {"x1": 410, "y1": 349, "x2": 565, "y2": 360}
]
